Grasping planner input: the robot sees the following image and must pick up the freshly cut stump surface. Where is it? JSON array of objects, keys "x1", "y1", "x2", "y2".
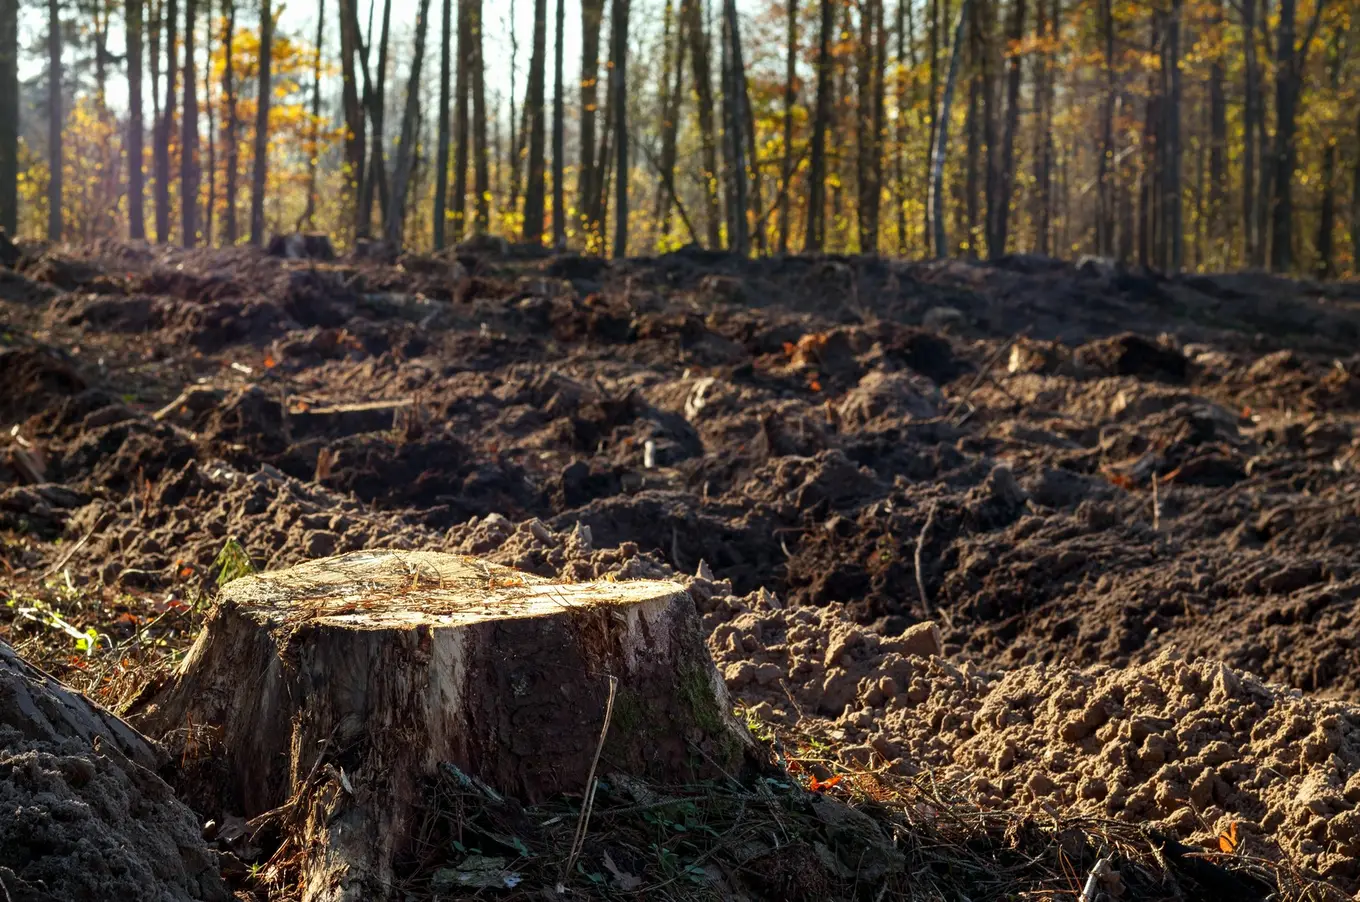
[{"x1": 132, "y1": 550, "x2": 752, "y2": 902}]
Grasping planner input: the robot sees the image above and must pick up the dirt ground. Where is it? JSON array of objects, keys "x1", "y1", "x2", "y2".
[{"x1": 5, "y1": 238, "x2": 1360, "y2": 899}]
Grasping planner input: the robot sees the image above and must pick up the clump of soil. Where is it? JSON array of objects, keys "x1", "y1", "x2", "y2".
[
  {"x1": 710, "y1": 603, "x2": 1360, "y2": 891},
  {"x1": 0, "y1": 736, "x2": 230, "y2": 902}
]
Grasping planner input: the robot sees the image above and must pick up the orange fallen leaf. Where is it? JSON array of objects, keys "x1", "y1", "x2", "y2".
[
  {"x1": 809, "y1": 774, "x2": 843, "y2": 792},
  {"x1": 1218, "y1": 820, "x2": 1238, "y2": 854},
  {"x1": 809, "y1": 380, "x2": 822, "y2": 393},
  {"x1": 1104, "y1": 471, "x2": 1135, "y2": 491},
  {"x1": 264, "y1": 354, "x2": 278, "y2": 369}
]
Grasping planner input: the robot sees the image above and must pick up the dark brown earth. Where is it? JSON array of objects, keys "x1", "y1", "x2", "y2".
[{"x1": 4, "y1": 238, "x2": 1360, "y2": 898}]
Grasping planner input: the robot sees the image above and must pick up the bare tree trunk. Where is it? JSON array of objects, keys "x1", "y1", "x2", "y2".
[
  {"x1": 895, "y1": 0, "x2": 914, "y2": 255},
  {"x1": 522, "y1": 0, "x2": 548, "y2": 244},
  {"x1": 963, "y1": 71, "x2": 979, "y2": 254},
  {"x1": 1031, "y1": 0, "x2": 1053, "y2": 256},
  {"x1": 685, "y1": 0, "x2": 722, "y2": 248},
  {"x1": 385, "y1": 0, "x2": 432, "y2": 247},
  {"x1": 740, "y1": 8, "x2": 763, "y2": 254},
  {"x1": 805, "y1": 0, "x2": 833, "y2": 251},
  {"x1": 1137, "y1": 12, "x2": 1159, "y2": 268},
  {"x1": 300, "y1": 0, "x2": 324, "y2": 232},
  {"x1": 930, "y1": 0, "x2": 970, "y2": 258},
  {"x1": 1353, "y1": 105, "x2": 1360, "y2": 274},
  {"x1": 359, "y1": 0, "x2": 392, "y2": 237},
  {"x1": 0, "y1": 0, "x2": 15, "y2": 236},
  {"x1": 222, "y1": 0, "x2": 239, "y2": 243},
  {"x1": 777, "y1": 0, "x2": 797, "y2": 253},
  {"x1": 249, "y1": 0, "x2": 271, "y2": 245},
  {"x1": 47, "y1": 0, "x2": 62, "y2": 242},
  {"x1": 976, "y1": 0, "x2": 995, "y2": 259},
  {"x1": 125, "y1": 0, "x2": 145, "y2": 240},
  {"x1": 925, "y1": 0, "x2": 940, "y2": 244},
  {"x1": 1163, "y1": 0, "x2": 1182, "y2": 272},
  {"x1": 204, "y1": 1, "x2": 215, "y2": 242},
  {"x1": 830, "y1": 0, "x2": 852, "y2": 230},
  {"x1": 551, "y1": 0, "x2": 566, "y2": 247},
  {"x1": 339, "y1": 0, "x2": 364, "y2": 240},
  {"x1": 857, "y1": 0, "x2": 880, "y2": 253},
  {"x1": 1204, "y1": 0, "x2": 1225, "y2": 262},
  {"x1": 988, "y1": 0, "x2": 1023, "y2": 258},
  {"x1": 720, "y1": 0, "x2": 748, "y2": 255},
  {"x1": 471, "y1": 0, "x2": 488, "y2": 231},
  {"x1": 450, "y1": 0, "x2": 471, "y2": 240},
  {"x1": 181, "y1": 0, "x2": 199, "y2": 246},
  {"x1": 656, "y1": 0, "x2": 686, "y2": 240},
  {"x1": 578, "y1": 0, "x2": 605, "y2": 241},
  {"x1": 1241, "y1": 0, "x2": 1258, "y2": 264},
  {"x1": 1268, "y1": 0, "x2": 1325, "y2": 273},
  {"x1": 155, "y1": 0, "x2": 178, "y2": 244},
  {"x1": 610, "y1": 0, "x2": 630, "y2": 257},
  {"x1": 433, "y1": 0, "x2": 453, "y2": 248},
  {"x1": 1094, "y1": 0, "x2": 1114, "y2": 256}
]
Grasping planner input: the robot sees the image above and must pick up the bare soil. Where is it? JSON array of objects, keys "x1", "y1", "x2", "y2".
[{"x1": 5, "y1": 239, "x2": 1360, "y2": 898}]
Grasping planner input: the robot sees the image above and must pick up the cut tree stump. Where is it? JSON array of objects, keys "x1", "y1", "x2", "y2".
[{"x1": 131, "y1": 550, "x2": 754, "y2": 902}]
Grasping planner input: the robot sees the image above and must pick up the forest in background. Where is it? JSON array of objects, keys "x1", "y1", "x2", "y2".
[{"x1": 0, "y1": 0, "x2": 1355, "y2": 275}]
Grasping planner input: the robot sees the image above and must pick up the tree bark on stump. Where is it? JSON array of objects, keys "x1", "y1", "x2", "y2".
[{"x1": 131, "y1": 550, "x2": 753, "y2": 902}]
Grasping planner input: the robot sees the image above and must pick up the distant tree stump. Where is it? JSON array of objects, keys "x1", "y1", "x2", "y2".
[{"x1": 131, "y1": 550, "x2": 753, "y2": 902}]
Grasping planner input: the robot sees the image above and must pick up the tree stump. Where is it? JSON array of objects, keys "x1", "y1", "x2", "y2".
[{"x1": 131, "y1": 550, "x2": 753, "y2": 902}]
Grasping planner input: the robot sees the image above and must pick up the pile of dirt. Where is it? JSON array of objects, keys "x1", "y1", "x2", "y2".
[{"x1": 710, "y1": 602, "x2": 1360, "y2": 891}]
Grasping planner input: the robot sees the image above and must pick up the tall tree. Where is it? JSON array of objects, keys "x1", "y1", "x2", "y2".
[
  {"x1": 930, "y1": 0, "x2": 970, "y2": 257},
  {"x1": 204, "y1": 0, "x2": 215, "y2": 241},
  {"x1": 126, "y1": 0, "x2": 146, "y2": 240},
  {"x1": 1268, "y1": 0, "x2": 1326, "y2": 272},
  {"x1": 155, "y1": 0, "x2": 178, "y2": 244},
  {"x1": 360, "y1": 0, "x2": 392, "y2": 236},
  {"x1": 0, "y1": 0, "x2": 13, "y2": 237},
  {"x1": 856, "y1": 0, "x2": 878, "y2": 252},
  {"x1": 471, "y1": 0, "x2": 489, "y2": 231},
  {"x1": 805, "y1": 0, "x2": 834, "y2": 251},
  {"x1": 451, "y1": 0, "x2": 471, "y2": 241},
  {"x1": 249, "y1": 0, "x2": 271, "y2": 245},
  {"x1": 777, "y1": 0, "x2": 797, "y2": 253},
  {"x1": 384, "y1": 0, "x2": 432, "y2": 246},
  {"x1": 655, "y1": 0, "x2": 686, "y2": 239},
  {"x1": 721, "y1": 0, "x2": 748, "y2": 255},
  {"x1": 987, "y1": 0, "x2": 1024, "y2": 258},
  {"x1": 522, "y1": 0, "x2": 548, "y2": 244},
  {"x1": 182, "y1": 0, "x2": 200, "y2": 247},
  {"x1": 1094, "y1": 0, "x2": 1114, "y2": 256},
  {"x1": 1241, "y1": 0, "x2": 1260, "y2": 264},
  {"x1": 684, "y1": 0, "x2": 722, "y2": 248},
  {"x1": 1314, "y1": 33, "x2": 1342, "y2": 278},
  {"x1": 339, "y1": 0, "x2": 365, "y2": 237},
  {"x1": 301, "y1": 0, "x2": 325, "y2": 231},
  {"x1": 433, "y1": 0, "x2": 453, "y2": 249},
  {"x1": 551, "y1": 0, "x2": 565, "y2": 248},
  {"x1": 222, "y1": 0, "x2": 239, "y2": 243},
  {"x1": 48, "y1": 0, "x2": 62, "y2": 242},
  {"x1": 1163, "y1": 0, "x2": 1182, "y2": 271},
  {"x1": 1206, "y1": 0, "x2": 1226, "y2": 260},
  {"x1": 609, "y1": 0, "x2": 630, "y2": 257},
  {"x1": 578, "y1": 0, "x2": 605, "y2": 239}
]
